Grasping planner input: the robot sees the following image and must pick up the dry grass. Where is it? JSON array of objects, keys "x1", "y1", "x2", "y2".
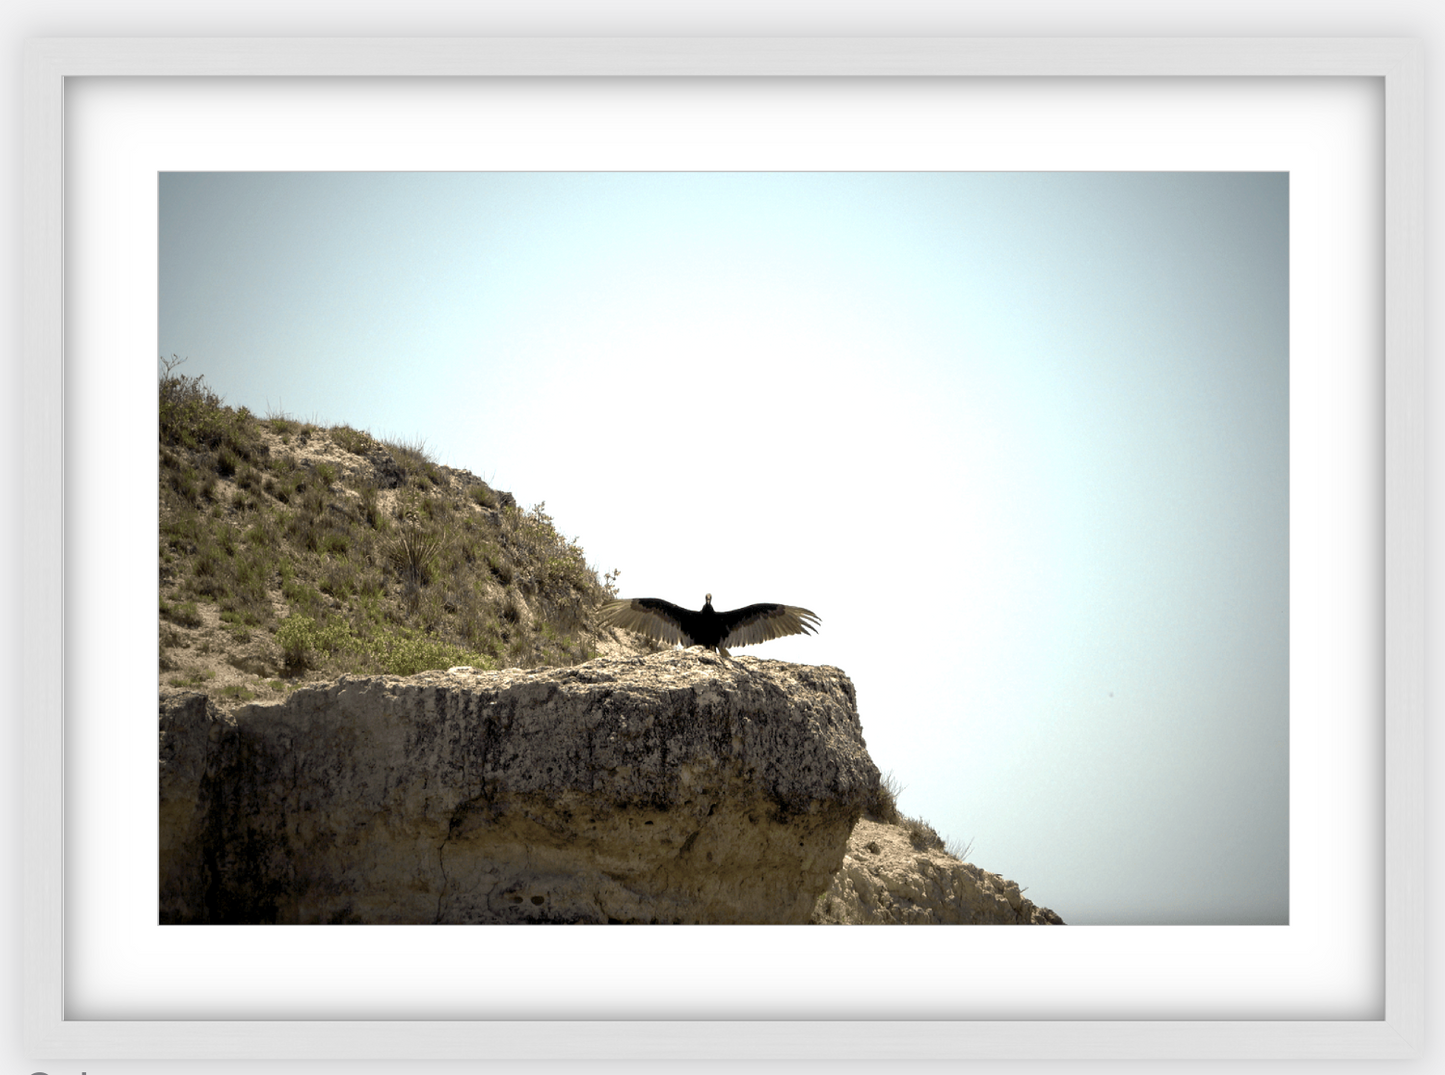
[{"x1": 864, "y1": 769, "x2": 972, "y2": 863}]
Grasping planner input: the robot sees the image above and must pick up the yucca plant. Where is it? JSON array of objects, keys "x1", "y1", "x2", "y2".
[{"x1": 385, "y1": 511, "x2": 447, "y2": 587}]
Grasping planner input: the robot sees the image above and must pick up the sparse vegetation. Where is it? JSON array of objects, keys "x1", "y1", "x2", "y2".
[
  {"x1": 329, "y1": 425, "x2": 376, "y2": 456},
  {"x1": 902, "y1": 816, "x2": 945, "y2": 852},
  {"x1": 167, "y1": 669, "x2": 216, "y2": 689},
  {"x1": 864, "y1": 770, "x2": 972, "y2": 863},
  {"x1": 946, "y1": 835, "x2": 976, "y2": 863},
  {"x1": 159, "y1": 355, "x2": 263, "y2": 460},
  {"x1": 864, "y1": 770, "x2": 905, "y2": 826},
  {"x1": 158, "y1": 358, "x2": 622, "y2": 704},
  {"x1": 160, "y1": 597, "x2": 203, "y2": 628}
]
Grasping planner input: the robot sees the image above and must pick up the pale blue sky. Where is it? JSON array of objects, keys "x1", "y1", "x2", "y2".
[{"x1": 160, "y1": 171, "x2": 1288, "y2": 925}]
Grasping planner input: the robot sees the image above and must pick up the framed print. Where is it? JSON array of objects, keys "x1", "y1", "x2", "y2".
[{"x1": 22, "y1": 37, "x2": 1423, "y2": 1060}]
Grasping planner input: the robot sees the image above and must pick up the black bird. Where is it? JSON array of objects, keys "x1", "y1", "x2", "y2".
[{"x1": 599, "y1": 593, "x2": 820, "y2": 657}]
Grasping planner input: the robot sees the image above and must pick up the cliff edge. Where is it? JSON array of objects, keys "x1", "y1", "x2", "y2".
[{"x1": 160, "y1": 650, "x2": 879, "y2": 924}]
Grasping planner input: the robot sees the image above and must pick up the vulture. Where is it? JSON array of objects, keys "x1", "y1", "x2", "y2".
[{"x1": 599, "y1": 593, "x2": 820, "y2": 658}]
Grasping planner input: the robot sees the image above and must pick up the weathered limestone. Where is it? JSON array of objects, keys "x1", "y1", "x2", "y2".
[
  {"x1": 160, "y1": 651, "x2": 879, "y2": 924},
  {"x1": 811, "y1": 818, "x2": 1065, "y2": 924}
]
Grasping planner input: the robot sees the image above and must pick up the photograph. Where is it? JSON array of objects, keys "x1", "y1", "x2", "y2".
[{"x1": 156, "y1": 168, "x2": 1288, "y2": 928}]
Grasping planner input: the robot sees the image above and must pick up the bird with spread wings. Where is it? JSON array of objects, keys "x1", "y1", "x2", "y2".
[{"x1": 599, "y1": 593, "x2": 819, "y2": 658}]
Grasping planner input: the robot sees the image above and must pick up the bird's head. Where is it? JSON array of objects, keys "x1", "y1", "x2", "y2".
[{"x1": 704, "y1": 593, "x2": 713, "y2": 609}]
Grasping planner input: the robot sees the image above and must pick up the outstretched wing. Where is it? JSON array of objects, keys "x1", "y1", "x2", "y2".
[
  {"x1": 598, "y1": 597, "x2": 696, "y2": 647},
  {"x1": 717, "y1": 603, "x2": 821, "y2": 650}
]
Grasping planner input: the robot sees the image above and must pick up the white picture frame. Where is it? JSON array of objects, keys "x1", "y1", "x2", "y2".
[{"x1": 22, "y1": 37, "x2": 1424, "y2": 1060}]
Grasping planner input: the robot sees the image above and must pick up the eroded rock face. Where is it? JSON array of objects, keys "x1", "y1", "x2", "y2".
[
  {"x1": 811, "y1": 818, "x2": 1064, "y2": 925},
  {"x1": 160, "y1": 651, "x2": 879, "y2": 924}
]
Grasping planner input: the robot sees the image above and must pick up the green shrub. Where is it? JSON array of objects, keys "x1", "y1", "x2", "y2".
[
  {"x1": 160, "y1": 598, "x2": 203, "y2": 628},
  {"x1": 863, "y1": 770, "x2": 907, "y2": 826},
  {"x1": 220, "y1": 552, "x2": 271, "y2": 626},
  {"x1": 357, "y1": 484, "x2": 384, "y2": 530},
  {"x1": 320, "y1": 561, "x2": 357, "y2": 601},
  {"x1": 159, "y1": 356, "x2": 261, "y2": 459},
  {"x1": 275, "y1": 613, "x2": 494, "y2": 677},
  {"x1": 285, "y1": 511, "x2": 322, "y2": 553},
  {"x1": 281, "y1": 579, "x2": 326, "y2": 619},
  {"x1": 381, "y1": 435, "x2": 442, "y2": 485},
  {"x1": 485, "y1": 548, "x2": 513, "y2": 584},
  {"x1": 265, "y1": 410, "x2": 300, "y2": 437},
  {"x1": 192, "y1": 548, "x2": 222, "y2": 580},
  {"x1": 162, "y1": 512, "x2": 203, "y2": 553},
  {"x1": 169, "y1": 467, "x2": 201, "y2": 505},
  {"x1": 244, "y1": 520, "x2": 274, "y2": 547},
  {"x1": 329, "y1": 425, "x2": 376, "y2": 455},
  {"x1": 275, "y1": 613, "x2": 354, "y2": 671},
  {"x1": 902, "y1": 816, "x2": 945, "y2": 852},
  {"x1": 383, "y1": 434, "x2": 433, "y2": 464}
]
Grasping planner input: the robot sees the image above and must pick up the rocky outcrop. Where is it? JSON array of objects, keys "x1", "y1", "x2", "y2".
[
  {"x1": 811, "y1": 817, "x2": 1064, "y2": 924},
  {"x1": 160, "y1": 651, "x2": 878, "y2": 924}
]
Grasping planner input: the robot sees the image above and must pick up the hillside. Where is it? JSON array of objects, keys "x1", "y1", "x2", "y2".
[{"x1": 158, "y1": 360, "x2": 658, "y2": 708}]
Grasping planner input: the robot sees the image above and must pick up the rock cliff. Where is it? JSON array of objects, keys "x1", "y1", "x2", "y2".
[
  {"x1": 811, "y1": 818, "x2": 1065, "y2": 924},
  {"x1": 160, "y1": 651, "x2": 879, "y2": 924}
]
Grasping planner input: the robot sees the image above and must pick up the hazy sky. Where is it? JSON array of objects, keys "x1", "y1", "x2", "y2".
[{"x1": 159, "y1": 170, "x2": 1288, "y2": 925}]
